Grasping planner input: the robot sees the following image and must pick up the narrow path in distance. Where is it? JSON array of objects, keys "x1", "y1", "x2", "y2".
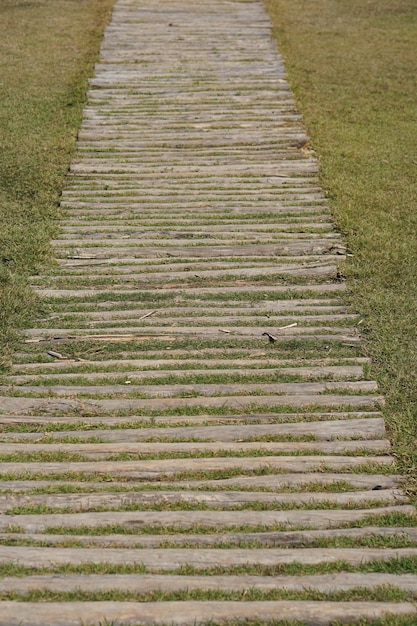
[{"x1": 0, "y1": 0, "x2": 415, "y2": 624}]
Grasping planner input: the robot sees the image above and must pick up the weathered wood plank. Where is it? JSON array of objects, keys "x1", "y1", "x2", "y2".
[
  {"x1": 1, "y1": 506, "x2": 412, "y2": 533},
  {"x1": 0, "y1": 439, "x2": 391, "y2": 458},
  {"x1": 0, "y1": 394, "x2": 384, "y2": 414},
  {"x1": 0, "y1": 472, "x2": 399, "y2": 493},
  {"x1": 0, "y1": 601, "x2": 414, "y2": 626},
  {"x1": 1, "y1": 525, "x2": 416, "y2": 548},
  {"x1": 0, "y1": 380, "x2": 377, "y2": 398},
  {"x1": 6, "y1": 365, "x2": 366, "y2": 385},
  {"x1": 35, "y1": 283, "x2": 346, "y2": 298},
  {"x1": 0, "y1": 417, "x2": 385, "y2": 442},
  {"x1": 0, "y1": 411, "x2": 383, "y2": 426},
  {"x1": 0, "y1": 455, "x2": 395, "y2": 480},
  {"x1": 1, "y1": 545, "x2": 416, "y2": 568},
  {"x1": 24, "y1": 326, "x2": 360, "y2": 342},
  {"x1": 0, "y1": 572, "x2": 416, "y2": 594},
  {"x1": 11, "y1": 356, "x2": 369, "y2": 373},
  {"x1": 0, "y1": 488, "x2": 404, "y2": 513}
]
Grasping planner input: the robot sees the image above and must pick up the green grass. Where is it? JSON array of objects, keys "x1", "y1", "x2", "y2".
[
  {"x1": 5, "y1": 402, "x2": 377, "y2": 421},
  {"x1": 8, "y1": 511, "x2": 413, "y2": 537},
  {"x1": 0, "y1": 585, "x2": 414, "y2": 604},
  {"x1": 3, "y1": 371, "x2": 358, "y2": 387},
  {"x1": 0, "y1": 447, "x2": 386, "y2": 464},
  {"x1": 0, "y1": 411, "x2": 376, "y2": 434},
  {"x1": 0, "y1": 532, "x2": 415, "y2": 551},
  {"x1": 10, "y1": 356, "x2": 363, "y2": 372},
  {"x1": 0, "y1": 556, "x2": 416, "y2": 580},
  {"x1": 0, "y1": 463, "x2": 396, "y2": 484},
  {"x1": 0, "y1": 0, "x2": 115, "y2": 370},
  {"x1": 14, "y1": 338, "x2": 360, "y2": 365},
  {"x1": 262, "y1": 0, "x2": 417, "y2": 501},
  {"x1": 5, "y1": 498, "x2": 391, "y2": 516},
  {"x1": 0, "y1": 479, "x2": 362, "y2": 496}
]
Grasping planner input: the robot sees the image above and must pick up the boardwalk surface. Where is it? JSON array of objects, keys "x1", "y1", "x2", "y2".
[{"x1": 0, "y1": 0, "x2": 416, "y2": 624}]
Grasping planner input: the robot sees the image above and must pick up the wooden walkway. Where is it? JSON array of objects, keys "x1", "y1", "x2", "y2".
[{"x1": 0, "y1": 0, "x2": 416, "y2": 623}]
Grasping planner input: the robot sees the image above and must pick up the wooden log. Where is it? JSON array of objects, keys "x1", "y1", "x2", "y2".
[
  {"x1": 0, "y1": 545, "x2": 417, "y2": 568},
  {"x1": 0, "y1": 572, "x2": 416, "y2": 594},
  {"x1": 0, "y1": 488, "x2": 404, "y2": 514},
  {"x1": 0, "y1": 455, "x2": 395, "y2": 480},
  {"x1": 0, "y1": 439, "x2": 391, "y2": 458},
  {"x1": 0, "y1": 417, "x2": 385, "y2": 443},
  {"x1": 1, "y1": 506, "x2": 413, "y2": 533},
  {"x1": 0, "y1": 601, "x2": 414, "y2": 626},
  {"x1": 0, "y1": 394, "x2": 384, "y2": 414}
]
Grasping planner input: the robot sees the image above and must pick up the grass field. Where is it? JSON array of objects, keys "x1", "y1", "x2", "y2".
[
  {"x1": 0, "y1": 0, "x2": 115, "y2": 368},
  {"x1": 263, "y1": 0, "x2": 417, "y2": 498}
]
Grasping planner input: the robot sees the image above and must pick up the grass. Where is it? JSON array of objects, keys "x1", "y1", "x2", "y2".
[
  {"x1": 0, "y1": 586, "x2": 414, "y2": 604},
  {"x1": 9, "y1": 356, "x2": 367, "y2": 375},
  {"x1": 0, "y1": 556, "x2": 416, "y2": 579},
  {"x1": 5, "y1": 498, "x2": 392, "y2": 516},
  {"x1": 3, "y1": 372, "x2": 358, "y2": 387},
  {"x1": 37, "y1": 286, "x2": 343, "y2": 307},
  {"x1": 0, "y1": 532, "x2": 415, "y2": 550},
  {"x1": 262, "y1": 0, "x2": 417, "y2": 500},
  {"x1": 0, "y1": 461, "x2": 396, "y2": 483},
  {"x1": 0, "y1": 411, "x2": 378, "y2": 433},
  {"x1": 0, "y1": 0, "x2": 115, "y2": 370},
  {"x1": 0, "y1": 447, "x2": 387, "y2": 464},
  {"x1": 16, "y1": 338, "x2": 360, "y2": 364},
  {"x1": 4, "y1": 402, "x2": 377, "y2": 421},
  {"x1": 0, "y1": 479, "x2": 363, "y2": 496},
  {"x1": 25, "y1": 433, "x2": 320, "y2": 444}
]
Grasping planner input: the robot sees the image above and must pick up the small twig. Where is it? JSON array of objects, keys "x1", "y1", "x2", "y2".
[{"x1": 138, "y1": 310, "x2": 158, "y2": 321}]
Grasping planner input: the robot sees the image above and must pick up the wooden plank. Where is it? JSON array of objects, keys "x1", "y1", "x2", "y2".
[
  {"x1": 0, "y1": 489, "x2": 404, "y2": 513},
  {"x1": 24, "y1": 326, "x2": 360, "y2": 341},
  {"x1": 0, "y1": 411, "x2": 383, "y2": 426},
  {"x1": 1, "y1": 380, "x2": 377, "y2": 398},
  {"x1": 39, "y1": 263, "x2": 340, "y2": 282},
  {"x1": 0, "y1": 472, "x2": 399, "y2": 493},
  {"x1": 0, "y1": 455, "x2": 395, "y2": 479},
  {"x1": 1, "y1": 506, "x2": 412, "y2": 533},
  {"x1": 0, "y1": 439, "x2": 391, "y2": 458},
  {"x1": 0, "y1": 394, "x2": 384, "y2": 415},
  {"x1": 1, "y1": 525, "x2": 416, "y2": 549},
  {"x1": 1, "y1": 545, "x2": 417, "y2": 568},
  {"x1": 60, "y1": 222, "x2": 334, "y2": 234},
  {"x1": 35, "y1": 283, "x2": 346, "y2": 298},
  {"x1": 6, "y1": 365, "x2": 366, "y2": 384},
  {"x1": 0, "y1": 572, "x2": 416, "y2": 594},
  {"x1": 11, "y1": 356, "x2": 370, "y2": 373},
  {"x1": 0, "y1": 601, "x2": 414, "y2": 626},
  {"x1": 0, "y1": 417, "x2": 385, "y2": 442},
  {"x1": 51, "y1": 241, "x2": 343, "y2": 259}
]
